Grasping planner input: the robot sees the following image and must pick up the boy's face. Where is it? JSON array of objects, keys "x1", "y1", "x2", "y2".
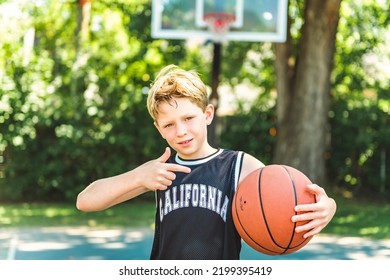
[{"x1": 154, "y1": 98, "x2": 214, "y2": 159}]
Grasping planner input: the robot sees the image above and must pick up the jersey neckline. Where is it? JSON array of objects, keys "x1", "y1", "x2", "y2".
[{"x1": 175, "y1": 149, "x2": 224, "y2": 166}]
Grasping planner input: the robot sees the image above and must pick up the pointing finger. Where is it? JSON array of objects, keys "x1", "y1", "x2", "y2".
[{"x1": 165, "y1": 163, "x2": 191, "y2": 173}]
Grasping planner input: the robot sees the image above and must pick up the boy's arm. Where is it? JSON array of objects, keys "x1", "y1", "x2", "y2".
[
  {"x1": 239, "y1": 153, "x2": 266, "y2": 184},
  {"x1": 76, "y1": 147, "x2": 191, "y2": 212},
  {"x1": 76, "y1": 170, "x2": 148, "y2": 212}
]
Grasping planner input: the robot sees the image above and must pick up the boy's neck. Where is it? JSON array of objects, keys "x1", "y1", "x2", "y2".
[{"x1": 177, "y1": 145, "x2": 218, "y2": 160}]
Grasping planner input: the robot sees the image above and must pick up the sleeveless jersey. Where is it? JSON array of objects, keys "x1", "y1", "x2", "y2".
[{"x1": 150, "y1": 149, "x2": 244, "y2": 260}]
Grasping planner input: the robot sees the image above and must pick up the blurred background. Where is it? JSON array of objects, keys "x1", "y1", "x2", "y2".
[{"x1": 0, "y1": 0, "x2": 389, "y2": 248}]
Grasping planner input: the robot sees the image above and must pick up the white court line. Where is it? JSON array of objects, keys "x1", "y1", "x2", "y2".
[{"x1": 7, "y1": 234, "x2": 18, "y2": 260}]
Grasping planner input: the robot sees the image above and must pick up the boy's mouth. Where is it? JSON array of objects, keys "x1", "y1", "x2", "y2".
[{"x1": 178, "y1": 139, "x2": 192, "y2": 145}]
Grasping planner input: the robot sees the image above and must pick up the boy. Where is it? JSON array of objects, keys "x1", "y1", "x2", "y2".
[{"x1": 76, "y1": 64, "x2": 337, "y2": 259}]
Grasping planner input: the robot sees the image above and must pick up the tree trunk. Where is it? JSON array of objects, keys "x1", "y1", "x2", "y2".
[
  {"x1": 273, "y1": 0, "x2": 341, "y2": 185},
  {"x1": 71, "y1": 0, "x2": 91, "y2": 96}
]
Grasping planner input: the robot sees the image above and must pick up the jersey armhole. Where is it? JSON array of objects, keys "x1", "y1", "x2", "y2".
[{"x1": 234, "y1": 151, "x2": 244, "y2": 191}]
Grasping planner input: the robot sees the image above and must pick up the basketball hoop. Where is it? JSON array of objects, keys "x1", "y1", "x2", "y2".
[{"x1": 203, "y1": 12, "x2": 235, "y2": 43}]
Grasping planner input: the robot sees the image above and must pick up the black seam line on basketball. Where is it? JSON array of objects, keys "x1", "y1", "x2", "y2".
[
  {"x1": 281, "y1": 165, "x2": 298, "y2": 254},
  {"x1": 235, "y1": 168, "x2": 281, "y2": 255},
  {"x1": 257, "y1": 167, "x2": 287, "y2": 254},
  {"x1": 258, "y1": 166, "x2": 292, "y2": 254}
]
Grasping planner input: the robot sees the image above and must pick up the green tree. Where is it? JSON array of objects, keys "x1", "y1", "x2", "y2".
[
  {"x1": 1, "y1": 0, "x2": 389, "y2": 202},
  {"x1": 0, "y1": 0, "x2": 183, "y2": 201},
  {"x1": 328, "y1": 0, "x2": 390, "y2": 197}
]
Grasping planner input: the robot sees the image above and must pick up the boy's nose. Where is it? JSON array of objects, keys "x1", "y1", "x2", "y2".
[{"x1": 176, "y1": 123, "x2": 187, "y2": 136}]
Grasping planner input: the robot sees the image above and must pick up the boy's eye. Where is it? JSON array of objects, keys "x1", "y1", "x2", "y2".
[{"x1": 164, "y1": 123, "x2": 173, "y2": 128}]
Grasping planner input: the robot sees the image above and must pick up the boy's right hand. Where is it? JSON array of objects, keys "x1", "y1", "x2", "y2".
[{"x1": 135, "y1": 147, "x2": 191, "y2": 191}]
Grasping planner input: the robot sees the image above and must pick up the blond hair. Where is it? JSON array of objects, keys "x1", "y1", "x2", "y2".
[{"x1": 147, "y1": 65, "x2": 208, "y2": 120}]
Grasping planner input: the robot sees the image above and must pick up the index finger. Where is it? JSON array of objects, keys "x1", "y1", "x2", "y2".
[
  {"x1": 294, "y1": 202, "x2": 317, "y2": 213},
  {"x1": 165, "y1": 163, "x2": 191, "y2": 173}
]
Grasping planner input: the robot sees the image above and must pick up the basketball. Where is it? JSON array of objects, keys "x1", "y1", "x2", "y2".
[{"x1": 232, "y1": 164, "x2": 316, "y2": 255}]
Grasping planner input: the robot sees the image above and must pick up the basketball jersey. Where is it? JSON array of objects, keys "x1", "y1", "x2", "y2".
[{"x1": 150, "y1": 149, "x2": 244, "y2": 260}]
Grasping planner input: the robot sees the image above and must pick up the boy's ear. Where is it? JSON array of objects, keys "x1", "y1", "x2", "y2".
[{"x1": 205, "y1": 104, "x2": 215, "y2": 125}]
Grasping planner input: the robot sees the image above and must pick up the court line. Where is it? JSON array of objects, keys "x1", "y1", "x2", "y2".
[{"x1": 7, "y1": 234, "x2": 18, "y2": 260}]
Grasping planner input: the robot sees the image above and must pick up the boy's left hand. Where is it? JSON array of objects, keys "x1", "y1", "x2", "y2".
[{"x1": 291, "y1": 184, "x2": 337, "y2": 238}]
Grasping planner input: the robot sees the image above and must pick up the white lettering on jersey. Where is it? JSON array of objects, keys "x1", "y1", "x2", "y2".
[
  {"x1": 172, "y1": 186, "x2": 180, "y2": 210},
  {"x1": 199, "y1": 184, "x2": 207, "y2": 208},
  {"x1": 164, "y1": 189, "x2": 172, "y2": 215},
  {"x1": 220, "y1": 196, "x2": 229, "y2": 222},
  {"x1": 179, "y1": 184, "x2": 184, "y2": 208},
  {"x1": 192, "y1": 184, "x2": 199, "y2": 207},
  {"x1": 159, "y1": 184, "x2": 229, "y2": 222},
  {"x1": 207, "y1": 186, "x2": 217, "y2": 211},
  {"x1": 216, "y1": 189, "x2": 223, "y2": 214},
  {"x1": 184, "y1": 184, "x2": 191, "y2": 207}
]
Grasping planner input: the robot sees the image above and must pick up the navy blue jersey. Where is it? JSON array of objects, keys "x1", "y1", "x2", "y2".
[{"x1": 150, "y1": 149, "x2": 244, "y2": 260}]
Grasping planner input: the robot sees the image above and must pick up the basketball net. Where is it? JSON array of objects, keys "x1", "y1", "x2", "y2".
[{"x1": 204, "y1": 13, "x2": 235, "y2": 43}]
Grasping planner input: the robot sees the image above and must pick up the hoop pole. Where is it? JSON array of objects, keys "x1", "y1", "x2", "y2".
[{"x1": 208, "y1": 41, "x2": 222, "y2": 147}]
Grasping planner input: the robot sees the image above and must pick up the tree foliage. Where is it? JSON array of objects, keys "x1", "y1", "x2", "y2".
[
  {"x1": 0, "y1": 0, "x2": 389, "y2": 202},
  {"x1": 328, "y1": 0, "x2": 390, "y2": 197}
]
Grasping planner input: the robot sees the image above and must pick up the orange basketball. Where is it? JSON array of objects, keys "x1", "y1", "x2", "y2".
[{"x1": 232, "y1": 164, "x2": 316, "y2": 255}]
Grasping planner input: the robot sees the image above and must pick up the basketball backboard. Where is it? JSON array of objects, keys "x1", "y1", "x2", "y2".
[{"x1": 151, "y1": 0, "x2": 288, "y2": 42}]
